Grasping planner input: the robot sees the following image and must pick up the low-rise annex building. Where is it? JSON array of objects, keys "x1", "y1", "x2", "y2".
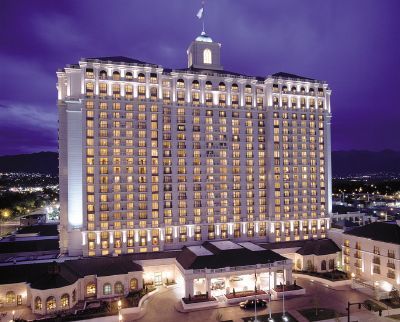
[
  {"x1": 260, "y1": 238, "x2": 341, "y2": 273},
  {"x1": 339, "y1": 221, "x2": 400, "y2": 298},
  {"x1": 0, "y1": 241, "x2": 292, "y2": 315}
]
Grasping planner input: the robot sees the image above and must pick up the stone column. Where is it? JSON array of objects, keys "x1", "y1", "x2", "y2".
[{"x1": 185, "y1": 277, "x2": 194, "y2": 298}]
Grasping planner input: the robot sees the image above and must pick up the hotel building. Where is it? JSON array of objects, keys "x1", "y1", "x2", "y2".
[{"x1": 57, "y1": 31, "x2": 332, "y2": 257}]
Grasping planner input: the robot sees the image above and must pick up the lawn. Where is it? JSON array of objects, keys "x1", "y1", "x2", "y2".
[
  {"x1": 363, "y1": 299, "x2": 386, "y2": 312},
  {"x1": 387, "y1": 314, "x2": 400, "y2": 320},
  {"x1": 294, "y1": 269, "x2": 349, "y2": 281},
  {"x1": 242, "y1": 312, "x2": 298, "y2": 322},
  {"x1": 381, "y1": 298, "x2": 400, "y2": 309},
  {"x1": 298, "y1": 308, "x2": 345, "y2": 321}
]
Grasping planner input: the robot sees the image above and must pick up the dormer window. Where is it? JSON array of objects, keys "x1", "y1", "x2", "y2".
[{"x1": 203, "y1": 48, "x2": 212, "y2": 64}]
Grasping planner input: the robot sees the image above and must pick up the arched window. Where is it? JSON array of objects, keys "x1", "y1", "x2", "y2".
[
  {"x1": 291, "y1": 86, "x2": 296, "y2": 93},
  {"x1": 245, "y1": 84, "x2": 252, "y2": 93},
  {"x1": 329, "y1": 259, "x2": 335, "y2": 270},
  {"x1": 86, "y1": 282, "x2": 96, "y2": 297},
  {"x1": 34, "y1": 296, "x2": 42, "y2": 310},
  {"x1": 99, "y1": 70, "x2": 107, "y2": 79},
  {"x1": 321, "y1": 260, "x2": 327, "y2": 271},
  {"x1": 103, "y1": 283, "x2": 112, "y2": 295},
  {"x1": 125, "y1": 72, "x2": 133, "y2": 80},
  {"x1": 192, "y1": 80, "x2": 199, "y2": 89},
  {"x1": 138, "y1": 73, "x2": 145, "y2": 82},
  {"x1": 46, "y1": 296, "x2": 56, "y2": 312},
  {"x1": 112, "y1": 71, "x2": 120, "y2": 81},
  {"x1": 205, "y1": 81, "x2": 212, "y2": 90},
  {"x1": 231, "y1": 83, "x2": 238, "y2": 92},
  {"x1": 218, "y1": 82, "x2": 226, "y2": 91},
  {"x1": 6, "y1": 291, "x2": 15, "y2": 304},
  {"x1": 130, "y1": 278, "x2": 138, "y2": 290},
  {"x1": 61, "y1": 294, "x2": 69, "y2": 309},
  {"x1": 114, "y1": 281, "x2": 124, "y2": 295},
  {"x1": 203, "y1": 48, "x2": 212, "y2": 64},
  {"x1": 177, "y1": 79, "x2": 185, "y2": 88}
]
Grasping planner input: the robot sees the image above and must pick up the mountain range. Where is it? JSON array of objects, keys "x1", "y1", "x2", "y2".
[{"x1": 0, "y1": 150, "x2": 399, "y2": 177}]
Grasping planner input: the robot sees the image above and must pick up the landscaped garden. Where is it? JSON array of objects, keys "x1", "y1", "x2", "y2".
[
  {"x1": 298, "y1": 307, "x2": 345, "y2": 321},
  {"x1": 182, "y1": 293, "x2": 216, "y2": 304},
  {"x1": 226, "y1": 289, "x2": 266, "y2": 299},
  {"x1": 274, "y1": 284, "x2": 303, "y2": 292},
  {"x1": 294, "y1": 269, "x2": 349, "y2": 281}
]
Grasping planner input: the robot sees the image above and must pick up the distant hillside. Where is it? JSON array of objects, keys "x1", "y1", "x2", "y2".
[
  {"x1": 0, "y1": 150, "x2": 399, "y2": 177},
  {"x1": 332, "y1": 150, "x2": 400, "y2": 176},
  {"x1": 0, "y1": 152, "x2": 58, "y2": 175}
]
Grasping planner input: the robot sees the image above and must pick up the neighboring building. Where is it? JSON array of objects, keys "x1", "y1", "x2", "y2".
[
  {"x1": 341, "y1": 221, "x2": 400, "y2": 296},
  {"x1": 57, "y1": 31, "x2": 332, "y2": 257},
  {"x1": 20, "y1": 214, "x2": 46, "y2": 227},
  {"x1": 0, "y1": 224, "x2": 59, "y2": 263}
]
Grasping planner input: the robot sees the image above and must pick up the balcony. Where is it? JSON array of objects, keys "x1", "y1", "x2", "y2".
[
  {"x1": 387, "y1": 262, "x2": 396, "y2": 269},
  {"x1": 372, "y1": 257, "x2": 380, "y2": 265},
  {"x1": 387, "y1": 271, "x2": 396, "y2": 279}
]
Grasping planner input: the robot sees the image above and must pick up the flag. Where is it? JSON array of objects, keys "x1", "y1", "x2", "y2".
[{"x1": 196, "y1": 7, "x2": 203, "y2": 19}]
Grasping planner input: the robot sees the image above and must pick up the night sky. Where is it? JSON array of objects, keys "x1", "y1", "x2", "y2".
[{"x1": 1, "y1": 0, "x2": 399, "y2": 155}]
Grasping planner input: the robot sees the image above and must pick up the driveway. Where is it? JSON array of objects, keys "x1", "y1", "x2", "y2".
[{"x1": 136, "y1": 277, "x2": 391, "y2": 322}]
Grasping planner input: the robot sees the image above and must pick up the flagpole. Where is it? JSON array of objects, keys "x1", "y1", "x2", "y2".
[{"x1": 202, "y1": 0, "x2": 205, "y2": 34}]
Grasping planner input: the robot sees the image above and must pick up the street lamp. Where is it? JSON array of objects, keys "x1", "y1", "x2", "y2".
[
  {"x1": 117, "y1": 299, "x2": 122, "y2": 321},
  {"x1": 268, "y1": 267, "x2": 273, "y2": 322},
  {"x1": 12, "y1": 310, "x2": 15, "y2": 321}
]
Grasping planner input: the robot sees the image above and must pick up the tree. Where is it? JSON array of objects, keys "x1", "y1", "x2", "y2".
[{"x1": 390, "y1": 287, "x2": 400, "y2": 305}]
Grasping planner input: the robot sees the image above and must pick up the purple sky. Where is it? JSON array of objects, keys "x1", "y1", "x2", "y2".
[{"x1": 1, "y1": 0, "x2": 399, "y2": 155}]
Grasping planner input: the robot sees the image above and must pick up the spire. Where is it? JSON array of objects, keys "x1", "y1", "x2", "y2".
[{"x1": 196, "y1": 0, "x2": 206, "y2": 34}]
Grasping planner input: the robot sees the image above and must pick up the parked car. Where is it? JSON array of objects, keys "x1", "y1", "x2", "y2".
[{"x1": 239, "y1": 299, "x2": 267, "y2": 309}]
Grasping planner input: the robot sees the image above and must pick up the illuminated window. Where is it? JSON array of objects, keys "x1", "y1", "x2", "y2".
[
  {"x1": 130, "y1": 278, "x2": 138, "y2": 290},
  {"x1": 6, "y1": 291, "x2": 15, "y2": 304},
  {"x1": 114, "y1": 281, "x2": 124, "y2": 295},
  {"x1": 103, "y1": 283, "x2": 112, "y2": 295},
  {"x1": 86, "y1": 282, "x2": 96, "y2": 297},
  {"x1": 34, "y1": 296, "x2": 42, "y2": 310},
  {"x1": 61, "y1": 294, "x2": 69, "y2": 309},
  {"x1": 46, "y1": 296, "x2": 56, "y2": 311},
  {"x1": 203, "y1": 48, "x2": 212, "y2": 64}
]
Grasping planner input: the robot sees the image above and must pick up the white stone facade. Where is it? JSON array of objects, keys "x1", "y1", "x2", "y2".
[{"x1": 57, "y1": 34, "x2": 332, "y2": 257}]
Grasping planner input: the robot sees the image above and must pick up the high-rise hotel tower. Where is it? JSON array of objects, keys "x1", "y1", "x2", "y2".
[{"x1": 57, "y1": 32, "x2": 332, "y2": 256}]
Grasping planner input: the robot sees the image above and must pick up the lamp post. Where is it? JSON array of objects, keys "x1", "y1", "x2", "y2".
[
  {"x1": 254, "y1": 268, "x2": 258, "y2": 322},
  {"x1": 268, "y1": 266, "x2": 273, "y2": 322},
  {"x1": 117, "y1": 299, "x2": 122, "y2": 321},
  {"x1": 282, "y1": 266, "x2": 288, "y2": 322},
  {"x1": 12, "y1": 310, "x2": 15, "y2": 322}
]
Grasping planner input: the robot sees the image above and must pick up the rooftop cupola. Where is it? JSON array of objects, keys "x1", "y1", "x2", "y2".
[{"x1": 187, "y1": 32, "x2": 223, "y2": 70}]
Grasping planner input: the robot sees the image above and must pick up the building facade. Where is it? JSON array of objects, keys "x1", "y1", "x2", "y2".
[
  {"x1": 340, "y1": 221, "x2": 400, "y2": 296},
  {"x1": 57, "y1": 32, "x2": 332, "y2": 257}
]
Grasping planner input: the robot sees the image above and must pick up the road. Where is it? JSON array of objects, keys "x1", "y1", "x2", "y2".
[{"x1": 137, "y1": 277, "x2": 392, "y2": 322}]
